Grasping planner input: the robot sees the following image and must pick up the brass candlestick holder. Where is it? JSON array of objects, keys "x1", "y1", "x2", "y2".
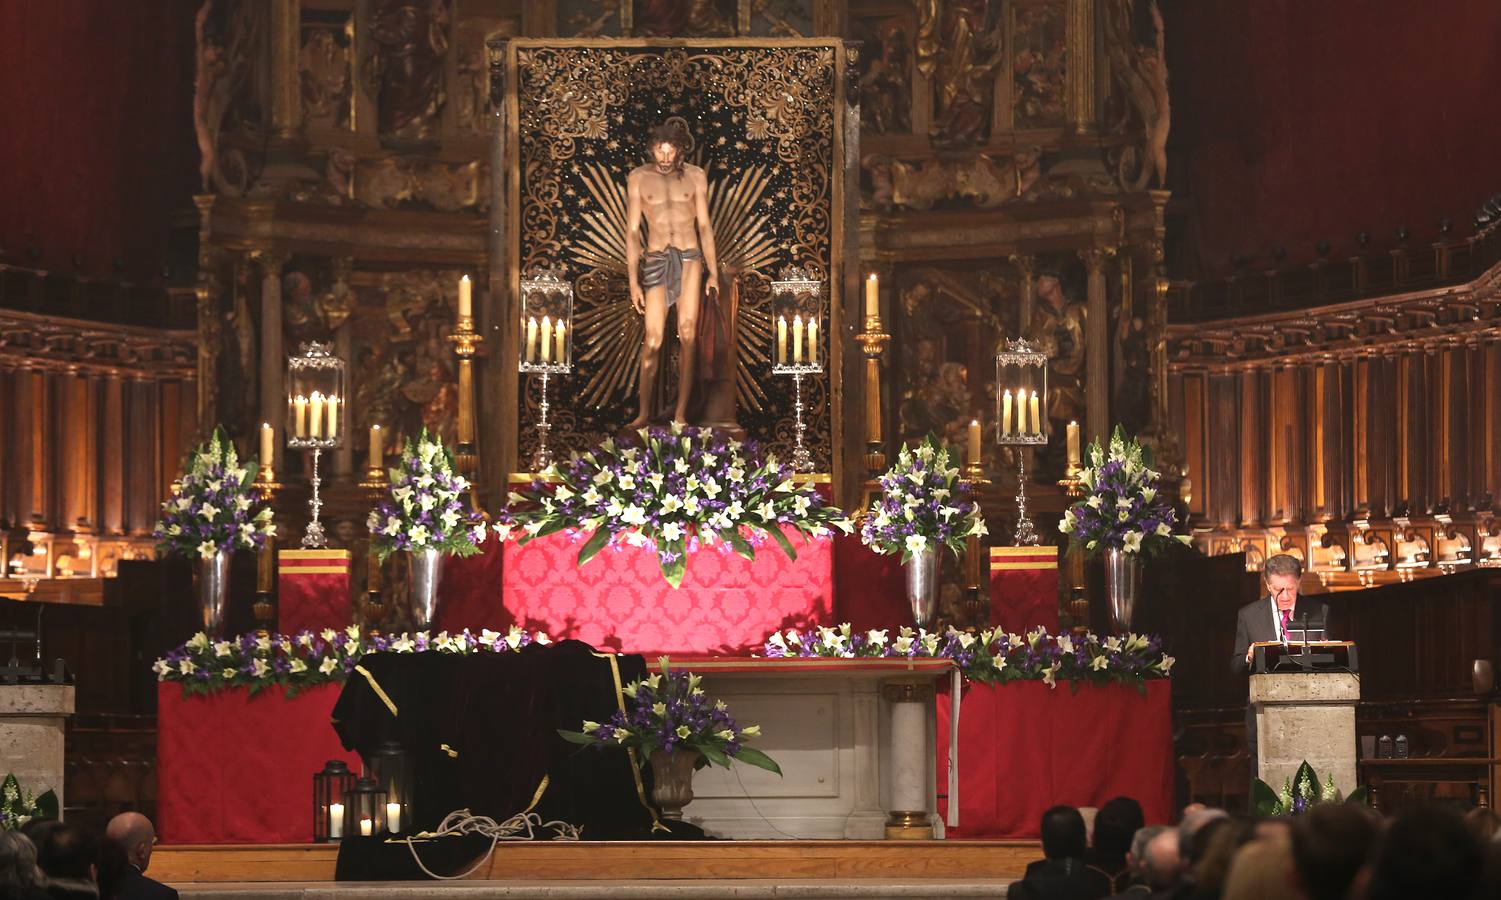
[
  {"x1": 855, "y1": 313, "x2": 892, "y2": 498},
  {"x1": 358, "y1": 458, "x2": 391, "y2": 633},
  {"x1": 253, "y1": 464, "x2": 282, "y2": 636},
  {"x1": 960, "y1": 457, "x2": 992, "y2": 625},
  {"x1": 449, "y1": 306, "x2": 484, "y2": 505}
]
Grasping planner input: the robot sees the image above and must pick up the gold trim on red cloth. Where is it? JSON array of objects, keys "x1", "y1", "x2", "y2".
[
  {"x1": 279, "y1": 549, "x2": 351, "y2": 560},
  {"x1": 989, "y1": 546, "x2": 1058, "y2": 571}
]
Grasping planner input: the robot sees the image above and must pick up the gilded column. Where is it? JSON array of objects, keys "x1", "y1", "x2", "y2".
[
  {"x1": 332, "y1": 258, "x2": 356, "y2": 479},
  {"x1": 101, "y1": 373, "x2": 125, "y2": 534},
  {"x1": 269, "y1": 0, "x2": 301, "y2": 139},
  {"x1": 1066, "y1": 0, "x2": 1097, "y2": 133},
  {"x1": 256, "y1": 249, "x2": 291, "y2": 473},
  {"x1": 1009, "y1": 254, "x2": 1037, "y2": 339},
  {"x1": 1080, "y1": 248, "x2": 1113, "y2": 443},
  {"x1": 193, "y1": 196, "x2": 221, "y2": 436}
]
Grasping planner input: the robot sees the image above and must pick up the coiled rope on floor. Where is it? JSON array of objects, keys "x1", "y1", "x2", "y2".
[{"x1": 398, "y1": 808, "x2": 582, "y2": 880}]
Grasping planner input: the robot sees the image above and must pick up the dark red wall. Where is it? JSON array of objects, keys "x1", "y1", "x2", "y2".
[
  {"x1": 1163, "y1": 0, "x2": 1501, "y2": 277},
  {"x1": 0, "y1": 0, "x2": 199, "y2": 284}
]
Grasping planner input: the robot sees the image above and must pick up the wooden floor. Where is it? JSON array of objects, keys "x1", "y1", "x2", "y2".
[{"x1": 152, "y1": 840, "x2": 1040, "y2": 885}]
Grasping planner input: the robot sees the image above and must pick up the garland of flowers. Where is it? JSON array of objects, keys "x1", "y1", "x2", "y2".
[
  {"x1": 498, "y1": 425, "x2": 853, "y2": 587},
  {"x1": 153, "y1": 626, "x2": 549, "y2": 697},
  {"x1": 153, "y1": 426, "x2": 275, "y2": 559},
  {"x1": 860, "y1": 436, "x2": 986, "y2": 562},
  {"x1": 0, "y1": 773, "x2": 57, "y2": 831},
  {"x1": 369, "y1": 429, "x2": 487, "y2": 562},
  {"x1": 560, "y1": 663, "x2": 780, "y2": 775},
  {"x1": 763, "y1": 623, "x2": 1174, "y2": 689},
  {"x1": 1059, "y1": 426, "x2": 1191, "y2": 556}
]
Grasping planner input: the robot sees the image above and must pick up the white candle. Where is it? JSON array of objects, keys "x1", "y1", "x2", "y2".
[
  {"x1": 807, "y1": 319, "x2": 818, "y2": 365},
  {"x1": 540, "y1": 315, "x2": 552, "y2": 363},
  {"x1": 368, "y1": 424, "x2": 383, "y2": 471},
  {"x1": 386, "y1": 802, "x2": 402, "y2": 833},
  {"x1": 1015, "y1": 389, "x2": 1027, "y2": 435},
  {"x1": 1067, "y1": 421, "x2": 1080, "y2": 467},
  {"x1": 359, "y1": 817, "x2": 373, "y2": 837},
  {"x1": 968, "y1": 419, "x2": 981, "y2": 464},
  {"x1": 458, "y1": 275, "x2": 472, "y2": 319},
  {"x1": 1029, "y1": 392, "x2": 1041, "y2": 435},
  {"x1": 309, "y1": 392, "x2": 325, "y2": 439},
  {"x1": 259, "y1": 422, "x2": 273, "y2": 468},
  {"x1": 329, "y1": 802, "x2": 344, "y2": 838},
  {"x1": 325, "y1": 394, "x2": 339, "y2": 439},
  {"x1": 554, "y1": 320, "x2": 566, "y2": 364},
  {"x1": 777, "y1": 315, "x2": 787, "y2": 365},
  {"x1": 294, "y1": 395, "x2": 308, "y2": 438},
  {"x1": 792, "y1": 314, "x2": 804, "y2": 364},
  {"x1": 525, "y1": 316, "x2": 538, "y2": 363},
  {"x1": 865, "y1": 273, "x2": 878, "y2": 318},
  {"x1": 1001, "y1": 390, "x2": 1012, "y2": 436}
]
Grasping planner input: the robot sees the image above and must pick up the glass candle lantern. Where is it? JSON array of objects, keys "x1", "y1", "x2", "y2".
[
  {"x1": 313, "y1": 759, "x2": 357, "y2": 843},
  {"x1": 518, "y1": 268, "x2": 574, "y2": 374},
  {"x1": 343, "y1": 776, "x2": 388, "y2": 838},
  {"x1": 367, "y1": 739, "x2": 413, "y2": 834},
  {"x1": 994, "y1": 338, "x2": 1049, "y2": 446},
  {"x1": 287, "y1": 341, "x2": 347, "y2": 450},
  {"x1": 770, "y1": 266, "x2": 824, "y2": 373}
]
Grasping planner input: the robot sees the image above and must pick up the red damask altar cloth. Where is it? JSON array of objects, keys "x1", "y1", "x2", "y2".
[
  {"x1": 278, "y1": 549, "x2": 352, "y2": 636},
  {"x1": 989, "y1": 546, "x2": 1060, "y2": 633},
  {"x1": 937, "y1": 680, "x2": 1173, "y2": 839},
  {"x1": 157, "y1": 682, "x2": 359, "y2": 844},
  {"x1": 501, "y1": 526, "x2": 834, "y2": 655}
]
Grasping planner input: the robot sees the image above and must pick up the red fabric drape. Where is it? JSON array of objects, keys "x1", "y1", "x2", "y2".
[
  {"x1": 432, "y1": 536, "x2": 507, "y2": 633},
  {"x1": 989, "y1": 547, "x2": 1060, "y2": 633},
  {"x1": 832, "y1": 534, "x2": 912, "y2": 631},
  {"x1": 277, "y1": 550, "x2": 352, "y2": 637},
  {"x1": 157, "y1": 683, "x2": 359, "y2": 844},
  {"x1": 937, "y1": 680, "x2": 1173, "y2": 838}
]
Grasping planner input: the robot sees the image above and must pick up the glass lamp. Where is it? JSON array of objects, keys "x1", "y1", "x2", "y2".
[
  {"x1": 769, "y1": 266, "x2": 825, "y2": 473},
  {"x1": 994, "y1": 338, "x2": 1050, "y2": 545},
  {"x1": 286, "y1": 341, "x2": 347, "y2": 548},
  {"x1": 518, "y1": 268, "x2": 574, "y2": 470},
  {"x1": 312, "y1": 759, "x2": 357, "y2": 843},
  {"x1": 367, "y1": 739, "x2": 413, "y2": 834},
  {"x1": 343, "y1": 776, "x2": 388, "y2": 838}
]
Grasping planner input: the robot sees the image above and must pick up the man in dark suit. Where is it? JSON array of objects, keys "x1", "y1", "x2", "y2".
[
  {"x1": 104, "y1": 813, "x2": 178, "y2": 900},
  {"x1": 1230, "y1": 553, "x2": 1329, "y2": 778}
]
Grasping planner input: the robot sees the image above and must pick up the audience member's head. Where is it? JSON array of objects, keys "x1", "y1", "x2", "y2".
[
  {"x1": 1040, "y1": 805, "x2": 1087, "y2": 861},
  {"x1": 104, "y1": 812, "x2": 158, "y2": 873},
  {"x1": 1368, "y1": 806, "x2": 1481, "y2": 900},
  {"x1": 17, "y1": 819, "x2": 57, "y2": 852},
  {"x1": 1292, "y1": 803, "x2": 1380, "y2": 900},
  {"x1": 1222, "y1": 835, "x2": 1307, "y2": 900},
  {"x1": 1093, "y1": 796, "x2": 1145, "y2": 860},
  {"x1": 1178, "y1": 808, "x2": 1229, "y2": 873},
  {"x1": 33, "y1": 821, "x2": 97, "y2": 883},
  {"x1": 1465, "y1": 806, "x2": 1501, "y2": 844},
  {"x1": 1254, "y1": 816, "x2": 1292, "y2": 844},
  {"x1": 0, "y1": 830, "x2": 41, "y2": 888},
  {"x1": 1194, "y1": 815, "x2": 1256, "y2": 895},
  {"x1": 1142, "y1": 828, "x2": 1181, "y2": 891},
  {"x1": 1128, "y1": 825, "x2": 1167, "y2": 878}
]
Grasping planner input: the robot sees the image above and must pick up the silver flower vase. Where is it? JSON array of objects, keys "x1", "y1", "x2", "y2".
[
  {"x1": 904, "y1": 546, "x2": 941, "y2": 629},
  {"x1": 649, "y1": 749, "x2": 700, "y2": 820},
  {"x1": 1103, "y1": 547, "x2": 1141, "y2": 633},
  {"x1": 198, "y1": 549, "x2": 231, "y2": 638},
  {"x1": 408, "y1": 548, "x2": 444, "y2": 630}
]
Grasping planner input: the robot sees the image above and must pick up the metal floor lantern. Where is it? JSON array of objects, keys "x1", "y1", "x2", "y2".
[
  {"x1": 995, "y1": 338, "x2": 1049, "y2": 546},
  {"x1": 287, "y1": 341, "x2": 346, "y2": 549},
  {"x1": 519, "y1": 268, "x2": 574, "y2": 471},
  {"x1": 769, "y1": 266, "x2": 825, "y2": 473}
]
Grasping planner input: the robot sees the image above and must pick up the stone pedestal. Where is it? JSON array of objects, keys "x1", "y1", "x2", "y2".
[
  {"x1": 1250, "y1": 672, "x2": 1359, "y2": 796},
  {"x1": 0, "y1": 685, "x2": 75, "y2": 814}
]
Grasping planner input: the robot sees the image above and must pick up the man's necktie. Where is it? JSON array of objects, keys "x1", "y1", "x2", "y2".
[{"x1": 1279, "y1": 608, "x2": 1292, "y2": 637}]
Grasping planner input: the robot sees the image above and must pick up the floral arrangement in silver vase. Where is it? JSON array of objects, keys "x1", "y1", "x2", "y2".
[
  {"x1": 367, "y1": 429, "x2": 487, "y2": 562},
  {"x1": 152, "y1": 426, "x2": 275, "y2": 559},
  {"x1": 859, "y1": 436, "x2": 986, "y2": 562}
]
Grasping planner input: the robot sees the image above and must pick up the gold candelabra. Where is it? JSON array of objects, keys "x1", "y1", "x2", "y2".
[
  {"x1": 449, "y1": 299, "x2": 484, "y2": 507},
  {"x1": 253, "y1": 463, "x2": 282, "y2": 636},
  {"x1": 960, "y1": 457, "x2": 992, "y2": 625},
  {"x1": 854, "y1": 311, "x2": 891, "y2": 501},
  {"x1": 359, "y1": 459, "x2": 391, "y2": 633}
]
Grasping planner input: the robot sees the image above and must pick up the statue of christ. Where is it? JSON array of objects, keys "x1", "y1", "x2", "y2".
[{"x1": 625, "y1": 122, "x2": 720, "y2": 428}]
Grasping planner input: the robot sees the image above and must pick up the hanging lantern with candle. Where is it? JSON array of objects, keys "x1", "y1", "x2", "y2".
[
  {"x1": 312, "y1": 759, "x2": 357, "y2": 843},
  {"x1": 367, "y1": 739, "x2": 413, "y2": 834},
  {"x1": 343, "y1": 776, "x2": 388, "y2": 838},
  {"x1": 518, "y1": 268, "x2": 574, "y2": 471},
  {"x1": 769, "y1": 266, "x2": 824, "y2": 473},
  {"x1": 994, "y1": 338, "x2": 1049, "y2": 545},
  {"x1": 286, "y1": 341, "x2": 347, "y2": 549}
]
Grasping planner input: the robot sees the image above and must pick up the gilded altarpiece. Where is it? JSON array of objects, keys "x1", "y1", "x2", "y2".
[{"x1": 497, "y1": 39, "x2": 848, "y2": 475}]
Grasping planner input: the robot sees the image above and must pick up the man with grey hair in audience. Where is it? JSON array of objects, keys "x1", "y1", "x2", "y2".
[
  {"x1": 1103, "y1": 824, "x2": 1169, "y2": 898},
  {"x1": 1230, "y1": 553, "x2": 1329, "y2": 777}
]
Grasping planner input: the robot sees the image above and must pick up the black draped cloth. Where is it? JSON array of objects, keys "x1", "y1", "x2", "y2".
[{"x1": 331, "y1": 640, "x2": 693, "y2": 879}]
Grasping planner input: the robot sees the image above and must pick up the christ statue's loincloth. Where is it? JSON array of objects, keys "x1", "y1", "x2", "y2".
[{"x1": 638, "y1": 246, "x2": 704, "y2": 308}]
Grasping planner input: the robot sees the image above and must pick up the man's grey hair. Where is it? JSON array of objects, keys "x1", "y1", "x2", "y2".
[
  {"x1": 1130, "y1": 824, "x2": 1168, "y2": 870},
  {"x1": 1263, "y1": 553, "x2": 1303, "y2": 580},
  {"x1": 0, "y1": 831, "x2": 40, "y2": 887}
]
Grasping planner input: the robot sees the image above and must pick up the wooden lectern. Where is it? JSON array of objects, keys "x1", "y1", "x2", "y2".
[{"x1": 1249, "y1": 640, "x2": 1361, "y2": 797}]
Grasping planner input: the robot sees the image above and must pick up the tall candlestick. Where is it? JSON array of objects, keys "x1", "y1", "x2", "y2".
[
  {"x1": 777, "y1": 315, "x2": 788, "y2": 365},
  {"x1": 386, "y1": 801, "x2": 402, "y2": 833},
  {"x1": 1029, "y1": 392, "x2": 1040, "y2": 436},
  {"x1": 325, "y1": 395, "x2": 339, "y2": 439},
  {"x1": 260, "y1": 422, "x2": 273, "y2": 468},
  {"x1": 458, "y1": 274, "x2": 472, "y2": 319},
  {"x1": 865, "y1": 273, "x2": 879, "y2": 318},
  {"x1": 967, "y1": 419, "x2": 981, "y2": 464},
  {"x1": 554, "y1": 320, "x2": 566, "y2": 364},
  {"x1": 540, "y1": 315, "x2": 553, "y2": 363},
  {"x1": 1001, "y1": 390, "x2": 1012, "y2": 436},
  {"x1": 369, "y1": 424, "x2": 383, "y2": 471},
  {"x1": 1015, "y1": 389, "x2": 1027, "y2": 435},
  {"x1": 1067, "y1": 420, "x2": 1080, "y2": 467},
  {"x1": 329, "y1": 803, "x2": 344, "y2": 839},
  {"x1": 309, "y1": 392, "x2": 325, "y2": 439},
  {"x1": 525, "y1": 316, "x2": 538, "y2": 363},
  {"x1": 294, "y1": 395, "x2": 309, "y2": 438},
  {"x1": 792, "y1": 314, "x2": 804, "y2": 364},
  {"x1": 807, "y1": 319, "x2": 818, "y2": 366}
]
